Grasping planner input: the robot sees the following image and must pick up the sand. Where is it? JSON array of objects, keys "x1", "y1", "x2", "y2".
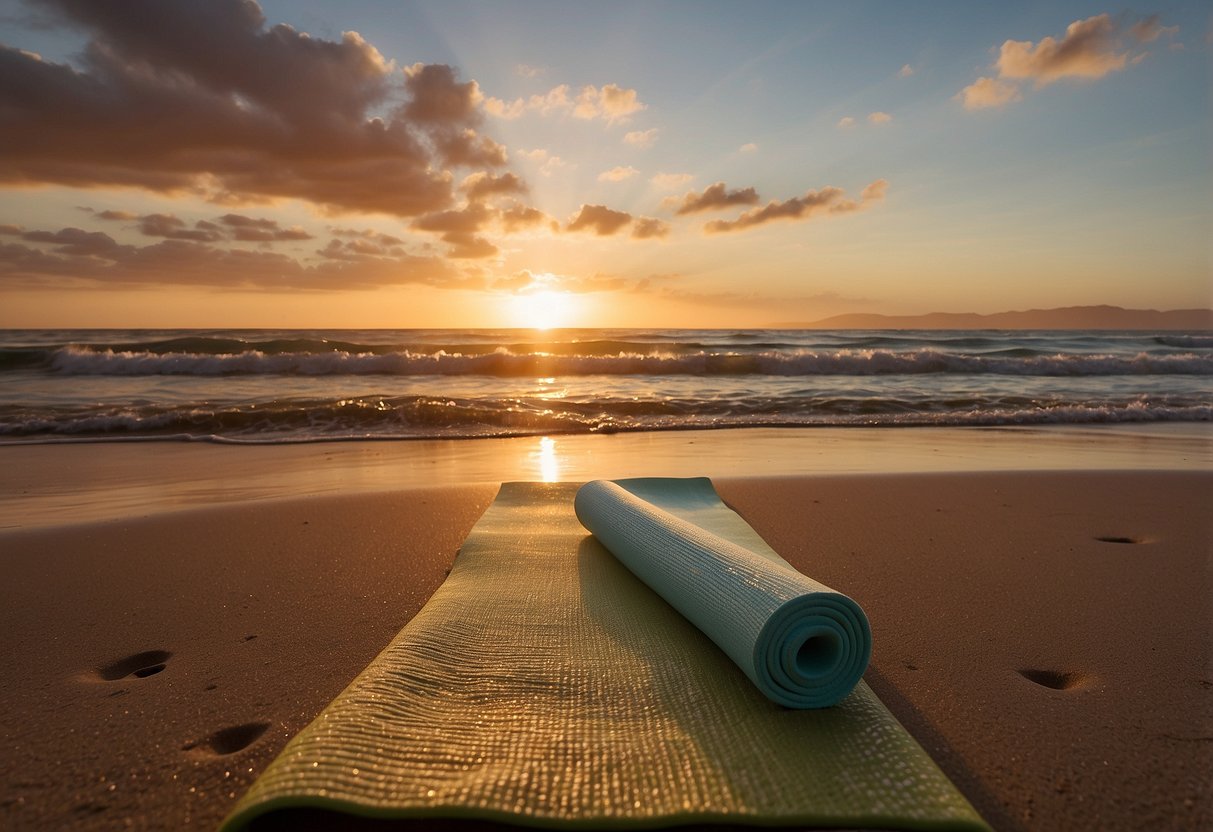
[{"x1": 0, "y1": 436, "x2": 1210, "y2": 830}]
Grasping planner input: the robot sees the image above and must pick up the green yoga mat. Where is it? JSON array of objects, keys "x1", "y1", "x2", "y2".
[{"x1": 220, "y1": 480, "x2": 989, "y2": 831}]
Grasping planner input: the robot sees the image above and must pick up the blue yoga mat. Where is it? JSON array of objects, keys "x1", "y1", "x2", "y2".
[{"x1": 575, "y1": 477, "x2": 871, "y2": 708}]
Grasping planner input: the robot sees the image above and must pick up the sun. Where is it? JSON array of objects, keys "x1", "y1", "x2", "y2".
[{"x1": 508, "y1": 290, "x2": 576, "y2": 329}]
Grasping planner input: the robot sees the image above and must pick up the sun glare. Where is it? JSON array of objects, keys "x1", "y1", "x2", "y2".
[{"x1": 509, "y1": 290, "x2": 575, "y2": 330}]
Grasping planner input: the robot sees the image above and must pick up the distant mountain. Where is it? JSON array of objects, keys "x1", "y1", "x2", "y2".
[{"x1": 775, "y1": 305, "x2": 1213, "y2": 330}]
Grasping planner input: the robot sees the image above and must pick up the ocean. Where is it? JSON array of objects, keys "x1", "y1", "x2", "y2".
[{"x1": 1, "y1": 328, "x2": 1209, "y2": 444}]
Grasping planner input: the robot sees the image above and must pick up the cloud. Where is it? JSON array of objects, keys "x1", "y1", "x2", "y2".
[
  {"x1": 867, "y1": 111, "x2": 892, "y2": 125},
  {"x1": 899, "y1": 64, "x2": 914, "y2": 77},
  {"x1": 329, "y1": 227, "x2": 404, "y2": 246},
  {"x1": 630, "y1": 217, "x2": 670, "y2": 240},
  {"x1": 670, "y1": 182, "x2": 760, "y2": 215},
  {"x1": 484, "y1": 85, "x2": 571, "y2": 119},
  {"x1": 956, "y1": 76, "x2": 1023, "y2": 110},
  {"x1": 996, "y1": 14, "x2": 1131, "y2": 86},
  {"x1": 623, "y1": 128, "x2": 659, "y2": 148},
  {"x1": 410, "y1": 203, "x2": 499, "y2": 259},
  {"x1": 739, "y1": 142, "x2": 758, "y2": 153},
  {"x1": 137, "y1": 213, "x2": 224, "y2": 242},
  {"x1": 21, "y1": 227, "x2": 134, "y2": 258},
  {"x1": 514, "y1": 147, "x2": 570, "y2": 177},
  {"x1": 566, "y1": 204, "x2": 633, "y2": 236},
  {"x1": 217, "y1": 213, "x2": 314, "y2": 242},
  {"x1": 1130, "y1": 15, "x2": 1179, "y2": 43},
  {"x1": 957, "y1": 14, "x2": 1174, "y2": 110},
  {"x1": 515, "y1": 63, "x2": 545, "y2": 78},
  {"x1": 574, "y1": 84, "x2": 645, "y2": 122},
  {"x1": 0, "y1": 1, "x2": 517, "y2": 218},
  {"x1": 485, "y1": 82, "x2": 644, "y2": 123},
  {"x1": 837, "y1": 116, "x2": 856, "y2": 129},
  {"x1": 597, "y1": 166, "x2": 639, "y2": 182},
  {"x1": 460, "y1": 171, "x2": 527, "y2": 202},
  {"x1": 499, "y1": 203, "x2": 556, "y2": 233},
  {"x1": 1, "y1": 222, "x2": 460, "y2": 289},
  {"x1": 704, "y1": 179, "x2": 888, "y2": 234}
]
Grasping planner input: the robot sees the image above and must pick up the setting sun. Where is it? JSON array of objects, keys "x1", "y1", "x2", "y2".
[{"x1": 508, "y1": 290, "x2": 577, "y2": 330}]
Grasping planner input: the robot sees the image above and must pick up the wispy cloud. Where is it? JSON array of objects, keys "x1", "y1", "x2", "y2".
[
  {"x1": 738, "y1": 142, "x2": 758, "y2": 153},
  {"x1": 867, "y1": 111, "x2": 893, "y2": 125},
  {"x1": 956, "y1": 77, "x2": 1022, "y2": 110},
  {"x1": 1, "y1": 221, "x2": 462, "y2": 289},
  {"x1": 597, "y1": 166, "x2": 639, "y2": 182},
  {"x1": 669, "y1": 182, "x2": 760, "y2": 215},
  {"x1": 623, "y1": 128, "x2": 659, "y2": 148},
  {"x1": 704, "y1": 179, "x2": 888, "y2": 234},
  {"x1": 486, "y1": 82, "x2": 645, "y2": 123},
  {"x1": 958, "y1": 13, "x2": 1178, "y2": 110}
]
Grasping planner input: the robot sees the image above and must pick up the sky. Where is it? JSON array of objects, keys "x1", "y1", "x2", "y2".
[{"x1": 0, "y1": 0, "x2": 1209, "y2": 328}]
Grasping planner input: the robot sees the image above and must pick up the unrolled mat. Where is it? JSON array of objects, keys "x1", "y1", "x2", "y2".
[{"x1": 220, "y1": 479, "x2": 989, "y2": 831}]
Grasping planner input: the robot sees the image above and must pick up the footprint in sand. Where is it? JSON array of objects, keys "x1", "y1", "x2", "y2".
[
  {"x1": 1017, "y1": 668, "x2": 1093, "y2": 691},
  {"x1": 183, "y1": 722, "x2": 271, "y2": 758},
  {"x1": 92, "y1": 650, "x2": 173, "y2": 681}
]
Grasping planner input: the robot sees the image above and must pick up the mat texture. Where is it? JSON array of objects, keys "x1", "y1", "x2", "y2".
[
  {"x1": 575, "y1": 478, "x2": 870, "y2": 708},
  {"x1": 220, "y1": 480, "x2": 988, "y2": 831}
]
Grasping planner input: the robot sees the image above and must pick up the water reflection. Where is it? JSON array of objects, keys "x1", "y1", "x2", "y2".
[{"x1": 537, "y1": 435, "x2": 559, "y2": 482}]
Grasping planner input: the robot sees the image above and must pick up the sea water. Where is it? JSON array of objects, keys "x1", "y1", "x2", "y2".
[{"x1": 1, "y1": 328, "x2": 1209, "y2": 443}]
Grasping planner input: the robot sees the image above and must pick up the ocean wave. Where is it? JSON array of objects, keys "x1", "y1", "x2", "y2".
[
  {"x1": 37, "y1": 345, "x2": 1213, "y2": 377},
  {"x1": 2, "y1": 395, "x2": 1207, "y2": 442},
  {"x1": 1155, "y1": 335, "x2": 1213, "y2": 348}
]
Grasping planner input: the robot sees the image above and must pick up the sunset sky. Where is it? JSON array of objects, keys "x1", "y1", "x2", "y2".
[{"x1": 0, "y1": 0, "x2": 1208, "y2": 328}]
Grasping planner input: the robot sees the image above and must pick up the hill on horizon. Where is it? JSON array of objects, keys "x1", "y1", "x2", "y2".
[{"x1": 776, "y1": 305, "x2": 1213, "y2": 330}]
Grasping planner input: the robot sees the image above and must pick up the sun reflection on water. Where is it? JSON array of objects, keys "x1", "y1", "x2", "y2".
[{"x1": 537, "y1": 435, "x2": 560, "y2": 482}]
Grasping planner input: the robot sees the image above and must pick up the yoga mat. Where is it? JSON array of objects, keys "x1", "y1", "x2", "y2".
[
  {"x1": 221, "y1": 480, "x2": 989, "y2": 831},
  {"x1": 574, "y1": 478, "x2": 870, "y2": 708}
]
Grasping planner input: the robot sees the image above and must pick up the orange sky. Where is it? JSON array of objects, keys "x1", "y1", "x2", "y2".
[{"x1": 0, "y1": 1, "x2": 1208, "y2": 328}]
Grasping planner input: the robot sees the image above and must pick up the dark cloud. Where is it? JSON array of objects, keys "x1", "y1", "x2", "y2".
[
  {"x1": 460, "y1": 171, "x2": 527, "y2": 202},
  {"x1": 499, "y1": 203, "x2": 555, "y2": 233},
  {"x1": 21, "y1": 227, "x2": 134, "y2": 258},
  {"x1": 138, "y1": 213, "x2": 224, "y2": 242},
  {"x1": 671, "y1": 182, "x2": 760, "y2": 215},
  {"x1": 411, "y1": 204, "x2": 498, "y2": 259},
  {"x1": 218, "y1": 213, "x2": 314, "y2": 241},
  {"x1": 631, "y1": 217, "x2": 670, "y2": 240},
  {"x1": 0, "y1": 0, "x2": 516, "y2": 217},
  {"x1": 566, "y1": 204, "x2": 633, "y2": 236},
  {"x1": 704, "y1": 180, "x2": 887, "y2": 234},
  {"x1": 2, "y1": 221, "x2": 458, "y2": 289}
]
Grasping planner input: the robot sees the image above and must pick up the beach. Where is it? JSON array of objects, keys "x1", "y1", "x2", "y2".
[{"x1": 1, "y1": 427, "x2": 1210, "y2": 831}]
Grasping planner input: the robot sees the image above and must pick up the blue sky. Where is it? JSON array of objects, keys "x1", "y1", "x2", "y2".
[{"x1": 0, "y1": 0, "x2": 1208, "y2": 327}]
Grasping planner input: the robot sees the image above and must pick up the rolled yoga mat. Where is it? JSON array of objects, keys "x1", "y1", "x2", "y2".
[
  {"x1": 574, "y1": 478, "x2": 871, "y2": 708},
  {"x1": 220, "y1": 480, "x2": 988, "y2": 831}
]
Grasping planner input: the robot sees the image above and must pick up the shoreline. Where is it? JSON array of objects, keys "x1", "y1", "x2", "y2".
[{"x1": 1, "y1": 423, "x2": 1208, "y2": 531}]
